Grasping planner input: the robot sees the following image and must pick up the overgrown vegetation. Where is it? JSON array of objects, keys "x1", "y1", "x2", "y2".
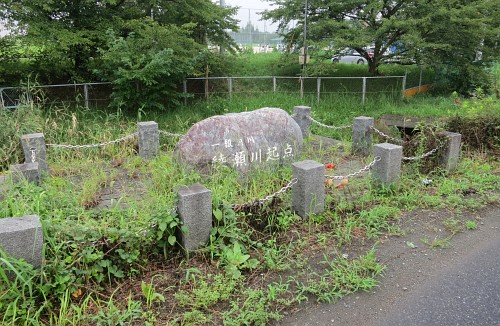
[{"x1": 1, "y1": 91, "x2": 498, "y2": 324}]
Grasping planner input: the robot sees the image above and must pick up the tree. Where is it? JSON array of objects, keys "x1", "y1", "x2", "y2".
[
  {"x1": 263, "y1": 0, "x2": 499, "y2": 79},
  {"x1": 0, "y1": 0, "x2": 132, "y2": 81},
  {"x1": 0, "y1": 0, "x2": 239, "y2": 82},
  {"x1": 413, "y1": 0, "x2": 500, "y2": 94},
  {"x1": 94, "y1": 19, "x2": 202, "y2": 110}
]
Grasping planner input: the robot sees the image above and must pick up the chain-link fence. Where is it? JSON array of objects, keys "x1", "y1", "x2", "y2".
[
  {"x1": 184, "y1": 75, "x2": 405, "y2": 103},
  {"x1": 0, "y1": 82, "x2": 112, "y2": 110}
]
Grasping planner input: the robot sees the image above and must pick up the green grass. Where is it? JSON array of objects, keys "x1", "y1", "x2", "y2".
[{"x1": 0, "y1": 92, "x2": 499, "y2": 324}]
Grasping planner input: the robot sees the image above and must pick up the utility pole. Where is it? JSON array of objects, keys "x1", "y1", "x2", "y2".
[
  {"x1": 249, "y1": 9, "x2": 252, "y2": 48},
  {"x1": 303, "y1": 0, "x2": 309, "y2": 77},
  {"x1": 219, "y1": 0, "x2": 225, "y2": 54}
]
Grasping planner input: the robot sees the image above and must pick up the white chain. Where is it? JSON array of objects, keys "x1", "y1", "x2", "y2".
[
  {"x1": 308, "y1": 116, "x2": 352, "y2": 130},
  {"x1": 370, "y1": 126, "x2": 408, "y2": 145},
  {"x1": 325, "y1": 156, "x2": 381, "y2": 180},
  {"x1": 230, "y1": 177, "x2": 298, "y2": 210},
  {"x1": 402, "y1": 147, "x2": 440, "y2": 161},
  {"x1": 159, "y1": 130, "x2": 184, "y2": 137},
  {"x1": 46, "y1": 132, "x2": 138, "y2": 149}
]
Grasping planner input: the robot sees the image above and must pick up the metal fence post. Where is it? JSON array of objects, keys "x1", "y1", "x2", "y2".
[
  {"x1": 183, "y1": 80, "x2": 187, "y2": 105},
  {"x1": 83, "y1": 83, "x2": 89, "y2": 108},
  {"x1": 419, "y1": 66, "x2": 423, "y2": 92},
  {"x1": 402, "y1": 73, "x2": 407, "y2": 98},
  {"x1": 362, "y1": 77, "x2": 367, "y2": 104},
  {"x1": 204, "y1": 77, "x2": 209, "y2": 99},
  {"x1": 0, "y1": 88, "x2": 4, "y2": 109},
  {"x1": 228, "y1": 77, "x2": 233, "y2": 99},
  {"x1": 273, "y1": 76, "x2": 277, "y2": 95},
  {"x1": 300, "y1": 77, "x2": 304, "y2": 99},
  {"x1": 317, "y1": 77, "x2": 321, "y2": 103}
]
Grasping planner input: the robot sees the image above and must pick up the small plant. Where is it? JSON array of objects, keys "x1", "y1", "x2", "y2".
[
  {"x1": 421, "y1": 236, "x2": 451, "y2": 249},
  {"x1": 141, "y1": 277, "x2": 166, "y2": 308},
  {"x1": 443, "y1": 218, "x2": 464, "y2": 235},
  {"x1": 222, "y1": 242, "x2": 259, "y2": 278},
  {"x1": 175, "y1": 273, "x2": 238, "y2": 310},
  {"x1": 465, "y1": 220, "x2": 478, "y2": 230}
]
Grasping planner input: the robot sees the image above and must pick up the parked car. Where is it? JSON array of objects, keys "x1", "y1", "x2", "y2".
[{"x1": 331, "y1": 48, "x2": 373, "y2": 64}]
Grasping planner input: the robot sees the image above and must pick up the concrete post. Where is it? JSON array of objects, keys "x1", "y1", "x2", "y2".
[
  {"x1": 440, "y1": 131, "x2": 462, "y2": 173},
  {"x1": 352, "y1": 116, "x2": 374, "y2": 157},
  {"x1": 138, "y1": 121, "x2": 159, "y2": 159},
  {"x1": 0, "y1": 215, "x2": 44, "y2": 268},
  {"x1": 10, "y1": 162, "x2": 40, "y2": 184},
  {"x1": 293, "y1": 106, "x2": 312, "y2": 138},
  {"x1": 292, "y1": 160, "x2": 325, "y2": 219},
  {"x1": 372, "y1": 143, "x2": 403, "y2": 187},
  {"x1": 21, "y1": 133, "x2": 48, "y2": 175},
  {"x1": 177, "y1": 183, "x2": 212, "y2": 252}
]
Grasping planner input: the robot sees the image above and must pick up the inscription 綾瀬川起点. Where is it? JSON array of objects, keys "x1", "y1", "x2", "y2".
[{"x1": 211, "y1": 135, "x2": 293, "y2": 168}]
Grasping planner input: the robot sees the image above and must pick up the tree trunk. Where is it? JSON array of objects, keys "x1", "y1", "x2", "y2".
[{"x1": 368, "y1": 59, "x2": 379, "y2": 75}]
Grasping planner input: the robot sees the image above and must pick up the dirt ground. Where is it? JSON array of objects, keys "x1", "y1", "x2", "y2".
[{"x1": 276, "y1": 201, "x2": 500, "y2": 325}]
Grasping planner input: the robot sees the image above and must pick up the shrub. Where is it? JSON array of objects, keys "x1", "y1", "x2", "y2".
[{"x1": 446, "y1": 96, "x2": 500, "y2": 152}]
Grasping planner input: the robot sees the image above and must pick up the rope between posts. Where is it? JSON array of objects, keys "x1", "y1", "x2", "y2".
[
  {"x1": 159, "y1": 130, "x2": 184, "y2": 137},
  {"x1": 325, "y1": 156, "x2": 381, "y2": 180},
  {"x1": 229, "y1": 177, "x2": 298, "y2": 211},
  {"x1": 370, "y1": 126, "x2": 409, "y2": 145},
  {"x1": 402, "y1": 147, "x2": 441, "y2": 161},
  {"x1": 308, "y1": 116, "x2": 352, "y2": 130},
  {"x1": 46, "y1": 132, "x2": 138, "y2": 149}
]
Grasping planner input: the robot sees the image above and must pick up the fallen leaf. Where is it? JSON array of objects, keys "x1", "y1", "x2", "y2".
[
  {"x1": 335, "y1": 178, "x2": 349, "y2": 190},
  {"x1": 72, "y1": 288, "x2": 82, "y2": 299}
]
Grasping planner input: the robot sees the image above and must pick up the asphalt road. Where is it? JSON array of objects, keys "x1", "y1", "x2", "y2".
[{"x1": 278, "y1": 205, "x2": 500, "y2": 326}]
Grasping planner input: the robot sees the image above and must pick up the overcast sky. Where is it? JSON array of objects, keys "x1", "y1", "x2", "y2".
[
  {"x1": 221, "y1": 0, "x2": 278, "y2": 32},
  {"x1": 0, "y1": 2, "x2": 279, "y2": 37}
]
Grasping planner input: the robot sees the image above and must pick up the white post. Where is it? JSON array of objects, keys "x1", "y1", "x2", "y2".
[
  {"x1": 84, "y1": 84, "x2": 89, "y2": 108},
  {"x1": 317, "y1": 77, "x2": 321, "y2": 103},
  {"x1": 419, "y1": 66, "x2": 423, "y2": 92},
  {"x1": 183, "y1": 80, "x2": 187, "y2": 105},
  {"x1": 362, "y1": 77, "x2": 367, "y2": 104},
  {"x1": 402, "y1": 73, "x2": 407, "y2": 98},
  {"x1": 300, "y1": 78, "x2": 304, "y2": 99},
  {"x1": 228, "y1": 77, "x2": 233, "y2": 98},
  {"x1": 273, "y1": 77, "x2": 277, "y2": 95}
]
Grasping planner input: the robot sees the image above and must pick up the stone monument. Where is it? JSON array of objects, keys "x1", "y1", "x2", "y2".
[{"x1": 174, "y1": 108, "x2": 303, "y2": 173}]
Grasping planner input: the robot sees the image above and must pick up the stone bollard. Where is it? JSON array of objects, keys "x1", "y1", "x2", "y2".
[
  {"x1": 138, "y1": 121, "x2": 159, "y2": 159},
  {"x1": 352, "y1": 116, "x2": 374, "y2": 157},
  {"x1": 21, "y1": 133, "x2": 49, "y2": 175},
  {"x1": 177, "y1": 183, "x2": 212, "y2": 252},
  {"x1": 292, "y1": 160, "x2": 325, "y2": 219},
  {"x1": 293, "y1": 106, "x2": 312, "y2": 138},
  {"x1": 440, "y1": 131, "x2": 462, "y2": 173},
  {"x1": 372, "y1": 143, "x2": 403, "y2": 187},
  {"x1": 10, "y1": 162, "x2": 40, "y2": 184},
  {"x1": 0, "y1": 215, "x2": 44, "y2": 268}
]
